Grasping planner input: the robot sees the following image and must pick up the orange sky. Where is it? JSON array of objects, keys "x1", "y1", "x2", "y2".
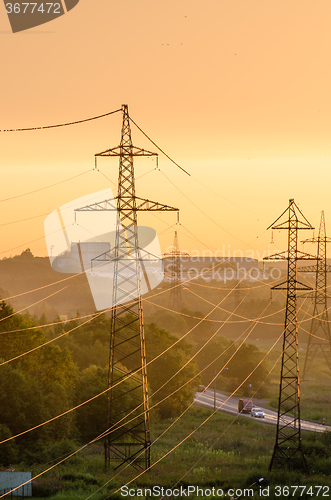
[{"x1": 1, "y1": 0, "x2": 331, "y2": 260}]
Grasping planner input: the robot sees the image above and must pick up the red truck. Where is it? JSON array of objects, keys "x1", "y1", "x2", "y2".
[{"x1": 238, "y1": 399, "x2": 253, "y2": 414}]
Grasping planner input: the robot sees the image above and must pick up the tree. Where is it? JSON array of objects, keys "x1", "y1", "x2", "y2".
[
  {"x1": 0, "y1": 363, "x2": 48, "y2": 448},
  {"x1": 0, "y1": 301, "x2": 44, "y2": 370},
  {"x1": 193, "y1": 336, "x2": 234, "y2": 387},
  {"x1": 180, "y1": 308, "x2": 215, "y2": 345},
  {"x1": 223, "y1": 343, "x2": 269, "y2": 397},
  {"x1": 0, "y1": 300, "x2": 78, "y2": 453},
  {"x1": 73, "y1": 363, "x2": 141, "y2": 442},
  {"x1": 0, "y1": 424, "x2": 19, "y2": 466},
  {"x1": 146, "y1": 322, "x2": 200, "y2": 419},
  {"x1": 147, "y1": 310, "x2": 188, "y2": 336},
  {"x1": 73, "y1": 365, "x2": 108, "y2": 442}
]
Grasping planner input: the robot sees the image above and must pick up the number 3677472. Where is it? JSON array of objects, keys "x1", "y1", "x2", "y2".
[{"x1": 5, "y1": 3, "x2": 61, "y2": 14}]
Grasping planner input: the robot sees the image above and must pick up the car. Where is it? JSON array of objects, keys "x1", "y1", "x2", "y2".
[
  {"x1": 251, "y1": 407, "x2": 265, "y2": 418},
  {"x1": 238, "y1": 398, "x2": 253, "y2": 413},
  {"x1": 198, "y1": 385, "x2": 206, "y2": 392}
]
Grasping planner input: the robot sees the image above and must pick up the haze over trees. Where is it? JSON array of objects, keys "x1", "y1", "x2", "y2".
[{"x1": 0, "y1": 251, "x2": 272, "y2": 468}]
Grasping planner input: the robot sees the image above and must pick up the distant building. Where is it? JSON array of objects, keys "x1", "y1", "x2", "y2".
[{"x1": 0, "y1": 471, "x2": 32, "y2": 497}]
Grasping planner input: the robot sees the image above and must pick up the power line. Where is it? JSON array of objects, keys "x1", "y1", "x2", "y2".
[
  {"x1": 90, "y1": 104, "x2": 180, "y2": 471},
  {"x1": 191, "y1": 174, "x2": 269, "y2": 217},
  {"x1": 107, "y1": 298, "x2": 309, "y2": 499},
  {"x1": 0, "y1": 287, "x2": 308, "y2": 499},
  {"x1": 102, "y1": 285, "x2": 296, "y2": 460},
  {"x1": 160, "y1": 170, "x2": 260, "y2": 250},
  {"x1": 0, "y1": 109, "x2": 121, "y2": 132},
  {"x1": 0, "y1": 286, "x2": 68, "y2": 327},
  {"x1": 0, "y1": 272, "x2": 253, "y2": 444},
  {"x1": 0, "y1": 305, "x2": 104, "y2": 369},
  {"x1": 0, "y1": 244, "x2": 316, "y2": 338},
  {"x1": 0, "y1": 311, "x2": 96, "y2": 336},
  {"x1": 146, "y1": 275, "x2": 288, "y2": 325},
  {"x1": 8, "y1": 291, "x2": 272, "y2": 500},
  {"x1": 129, "y1": 115, "x2": 190, "y2": 176},
  {"x1": 167, "y1": 339, "x2": 285, "y2": 495},
  {"x1": 0, "y1": 246, "x2": 260, "y2": 328},
  {"x1": 300, "y1": 210, "x2": 331, "y2": 377},
  {"x1": 0, "y1": 169, "x2": 94, "y2": 204},
  {"x1": 0, "y1": 212, "x2": 49, "y2": 227},
  {"x1": 74, "y1": 288, "x2": 252, "y2": 472},
  {"x1": 0, "y1": 258, "x2": 284, "y2": 341},
  {"x1": 265, "y1": 198, "x2": 313, "y2": 474},
  {"x1": 88, "y1": 301, "x2": 284, "y2": 500}
]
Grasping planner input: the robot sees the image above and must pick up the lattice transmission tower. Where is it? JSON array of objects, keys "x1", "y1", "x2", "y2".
[
  {"x1": 76, "y1": 105, "x2": 178, "y2": 471},
  {"x1": 264, "y1": 198, "x2": 316, "y2": 473},
  {"x1": 299, "y1": 211, "x2": 331, "y2": 378},
  {"x1": 164, "y1": 230, "x2": 189, "y2": 310}
]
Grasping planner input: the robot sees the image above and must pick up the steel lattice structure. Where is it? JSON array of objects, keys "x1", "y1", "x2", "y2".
[
  {"x1": 264, "y1": 199, "x2": 316, "y2": 473},
  {"x1": 299, "y1": 211, "x2": 331, "y2": 378},
  {"x1": 76, "y1": 105, "x2": 178, "y2": 471},
  {"x1": 164, "y1": 231, "x2": 189, "y2": 310}
]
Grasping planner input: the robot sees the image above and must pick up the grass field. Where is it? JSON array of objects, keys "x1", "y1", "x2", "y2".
[
  {"x1": 7, "y1": 335, "x2": 331, "y2": 500},
  {"x1": 20, "y1": 405, "x2": 331, "y2": 500}
]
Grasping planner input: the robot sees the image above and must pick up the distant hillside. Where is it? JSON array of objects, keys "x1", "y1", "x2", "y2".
[
  {"x1": 0, "y1": 249, "x2": 317, "y2": 345},
  {"x1": 0, "y1": 249, "x2": 95, "y2": 319}
]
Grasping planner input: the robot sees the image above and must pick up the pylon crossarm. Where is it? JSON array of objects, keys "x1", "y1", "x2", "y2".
[
  {"x1": 294, "y1": 280, "x2": 312, "y2": 290},
  {"x1": 266, "y1": 251, "x2": 318, "y2": 262},
  {"x1": 267, "y1": 200, "x2": 313, "y2": 231},
  {"x1": 301, "y1": 237, "x2": 331, "y2": 244},
  {"x1": 75, "y1": 199, "x2": 117, "y2": 211},
  {"x1": 298, "y1": 265, "x2": 317, "y2": 273},
  {"x1": 95, "y1": 145, "x2": 158, "y2": 157},
  {"x1": 264, "y1": 250, "x2": 288, "y2": 260},
  {"x1": 76, "y1": 196, "x2": 178, "y2": 213},
  {"x1": 296, "y1": 251, "x2": 320, "y2": 260},
  {"x1": 271, "y1": 280, "x2": 312, "y2": 291},
  {"x1": 133, "y1": 197, "x2": 178, "y2": 211}
]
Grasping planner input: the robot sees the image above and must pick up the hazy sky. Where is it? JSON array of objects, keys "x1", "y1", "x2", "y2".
[{"x1": 1, "y1": 0, "x2": 331, "y2": 260}]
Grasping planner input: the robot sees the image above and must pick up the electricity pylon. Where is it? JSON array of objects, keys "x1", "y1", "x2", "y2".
[
  {"x1": 77, "y1": 105, "x2": 178, "y2": 470},
  {"x1": 299, "y1": 211, "x2": 331, "y2": 378},
  {"x1": 264, "y1": 199, "x2": 316, "y2": 473},
  {"x1": 164, "y1": 230, "x2": 189, "y2": 310}
]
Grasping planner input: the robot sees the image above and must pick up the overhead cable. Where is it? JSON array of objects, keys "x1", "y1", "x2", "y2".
[
  {"x1": 0, "y1": 109, "x2": 121, "y2": 132},
  {"x1": 0, "y1": 296, "x2": 278, "y2": 499},
  {"x1": 129, "y1": 115, "x2": 190, "y2": 176},
  {"x1": 88, "y1": 303, "x2": 285, "y2": 500},
  {"x1": 0, "y1": 169, "x2": 94, "y2": 203}
]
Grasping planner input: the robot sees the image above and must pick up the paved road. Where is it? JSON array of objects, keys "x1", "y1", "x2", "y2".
[{"x1": 194, "y1": 389, "x2": 331, "y2": 433}]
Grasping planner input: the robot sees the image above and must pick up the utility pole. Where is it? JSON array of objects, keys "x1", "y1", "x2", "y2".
[
  {"x1": 264, "y1": 199, "x2": 315, "y2": 473},
  {"x1": 164, "y1": 230, "x2": 189, "y2": 310},
  {"x1": 299, "y1": 211, "x2": 331, "y2": 378},
  {"x1": 76, "y1": 105, "x2": 178, "y2": 471}
]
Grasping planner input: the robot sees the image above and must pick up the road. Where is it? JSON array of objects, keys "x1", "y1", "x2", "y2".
[{"x1": 194, "y1": 389, "x2": 331, "y2": 433}]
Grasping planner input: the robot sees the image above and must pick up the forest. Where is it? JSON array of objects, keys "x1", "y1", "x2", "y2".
[{"x1": 0, "y1": 251, "x2": 273, "y2": 468}]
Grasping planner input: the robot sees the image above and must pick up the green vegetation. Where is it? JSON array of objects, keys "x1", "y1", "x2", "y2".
[
  {"x1": 0, "y1": 252, "x2": 330, "y2": 499},
  {"x1": 0, "y1": 298, "x2": 201, "y2": 466},
  {"x1": 20, "y1": 408, "x2": 331, "y2": 499}
]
